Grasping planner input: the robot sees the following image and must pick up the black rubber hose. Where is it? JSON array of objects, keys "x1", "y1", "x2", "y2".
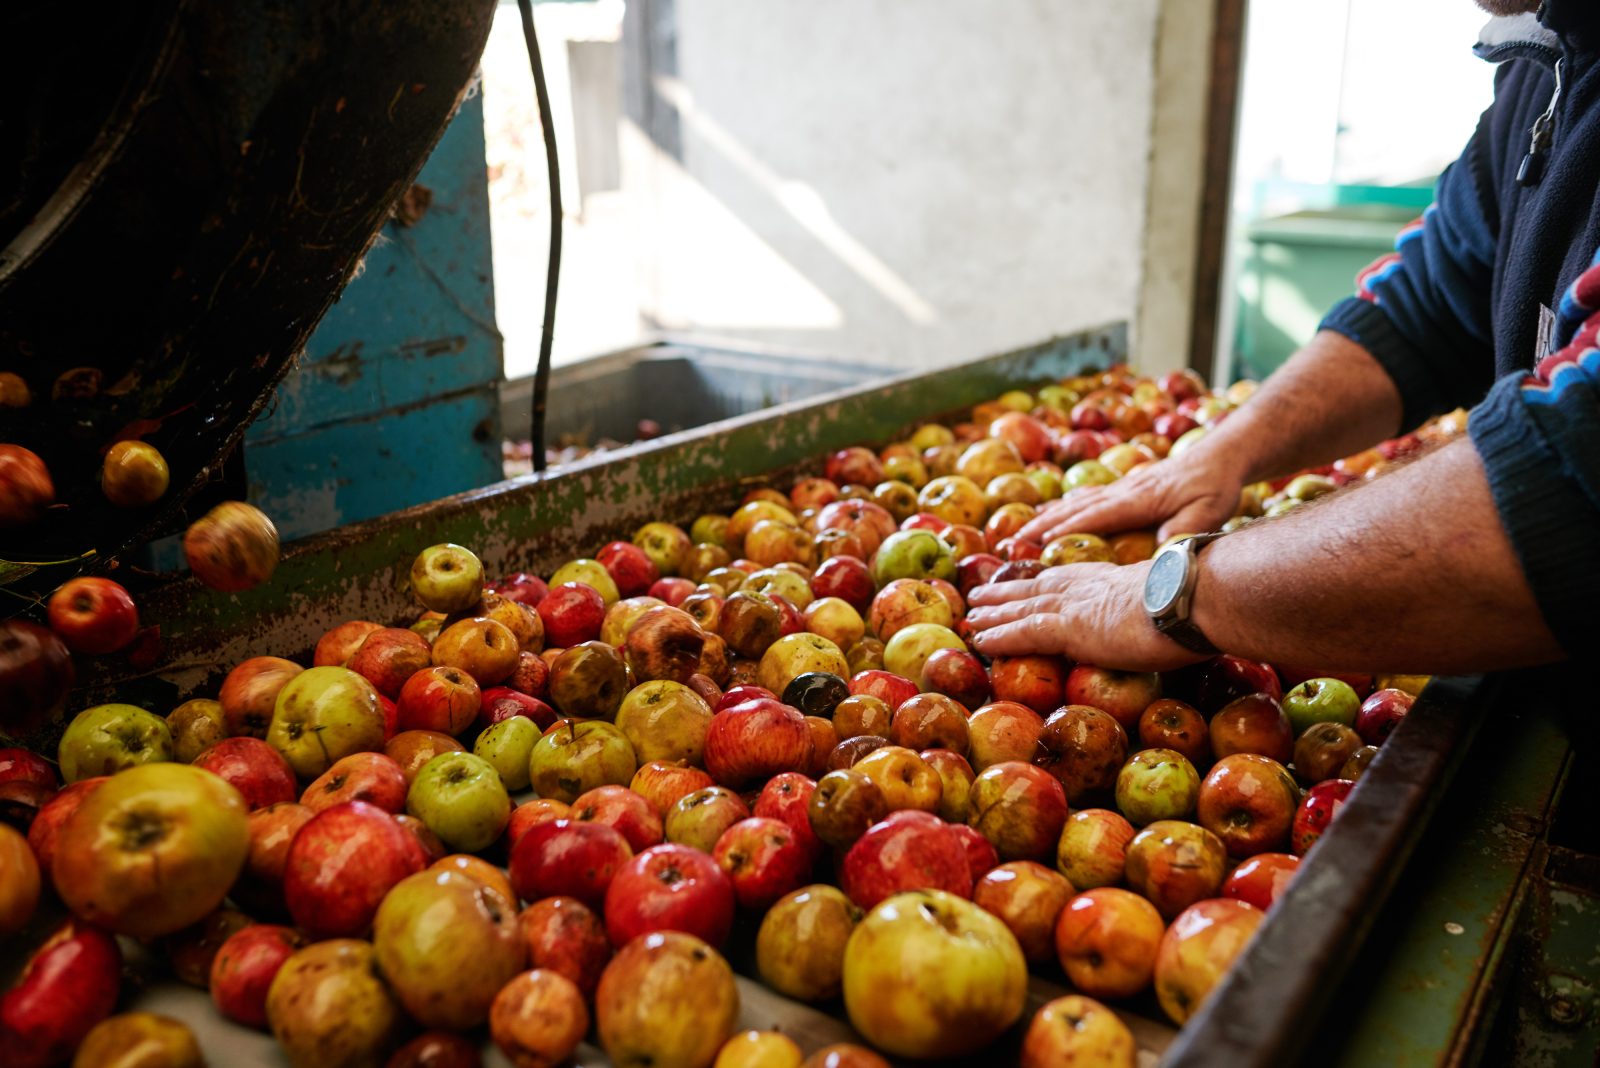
[{"x1": 516, "y1": 0, "x2": 561, "y2": 473}]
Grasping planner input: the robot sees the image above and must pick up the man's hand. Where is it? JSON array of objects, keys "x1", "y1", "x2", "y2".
[
  {"x1": 966, "y1": 561, "x2": 1204, "y2": 671},
  {"x1": 1019, "y1": 447, "x2": 1245, "y2": 545}
]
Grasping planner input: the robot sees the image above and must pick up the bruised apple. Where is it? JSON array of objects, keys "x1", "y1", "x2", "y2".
[
  {"x1": 1153, "y1": 898, "x2": 1264, "y2": 1025},
  {"x1": 755, "y1": 885, "x2": 862, "y2": 1002}
]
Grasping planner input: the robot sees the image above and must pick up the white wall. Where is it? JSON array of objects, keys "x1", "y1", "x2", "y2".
[{"x1": 622, "y1": 0, "x2": 1210, "y2": 372}]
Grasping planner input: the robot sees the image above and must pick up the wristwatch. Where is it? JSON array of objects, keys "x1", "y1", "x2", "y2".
[{"x1": 1142, "y1": 531, "x2": 1225, "y2": 655}]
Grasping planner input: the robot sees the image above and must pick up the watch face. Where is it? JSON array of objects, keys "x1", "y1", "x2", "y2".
[{"x1": 1143, "y1": 548, "x2": 1187, "y2": 615}]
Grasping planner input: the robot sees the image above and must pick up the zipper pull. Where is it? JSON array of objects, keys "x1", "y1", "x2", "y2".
[{"x1": 1519, "y1": 58, "x2": 1564, "y2": 187}]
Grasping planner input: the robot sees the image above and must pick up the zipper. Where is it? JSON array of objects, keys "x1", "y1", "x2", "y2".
[{"x1": 1518, "y1": 57, "x2": 1565, "y2": 186}]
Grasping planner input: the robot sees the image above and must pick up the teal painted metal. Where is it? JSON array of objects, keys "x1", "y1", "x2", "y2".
[{"x1": 244, "y1": 92, "x2": 502, "y2": 541}]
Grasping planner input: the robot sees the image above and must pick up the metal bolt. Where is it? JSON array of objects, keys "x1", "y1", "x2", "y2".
[{"x1": 1543, "y1": 973, "x2": 1595, "y2": 1028}]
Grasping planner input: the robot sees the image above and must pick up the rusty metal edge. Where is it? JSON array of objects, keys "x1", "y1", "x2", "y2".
[{"x1": 1159, "y1": 673, "x2": 1494, "y2": 1068}]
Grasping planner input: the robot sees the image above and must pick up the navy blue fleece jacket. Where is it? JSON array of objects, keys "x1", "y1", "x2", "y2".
[{"x1": 1318, "y1": 2, "x2": 1600, "y2": 659}]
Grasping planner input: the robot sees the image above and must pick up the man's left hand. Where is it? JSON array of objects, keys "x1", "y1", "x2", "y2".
[{"x1": 966, "y1": 562, "x2": 1204, "y2": 672}]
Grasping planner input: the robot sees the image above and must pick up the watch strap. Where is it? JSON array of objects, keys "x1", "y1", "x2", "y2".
[{"x1": 1154, "y1": 614, "x2": 1220, "y2": 655}]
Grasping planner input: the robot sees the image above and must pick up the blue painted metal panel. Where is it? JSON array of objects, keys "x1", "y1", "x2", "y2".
[{"x1": 244, "y1": 91, "x2": 503, "y2": 537}]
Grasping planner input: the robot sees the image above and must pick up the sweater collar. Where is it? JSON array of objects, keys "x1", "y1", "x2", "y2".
[{"x1": 1475, "y1": 3, "x2": 1600, "y2": 66}]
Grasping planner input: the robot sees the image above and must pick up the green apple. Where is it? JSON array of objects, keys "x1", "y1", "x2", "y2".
[
  {"x1": 1114, "y1": 748, "x2": 1200, "y2": 826},
  {"x1": 690, "y1": 514, "x2": 730, "y2": 549},
  {"x1": 373, "y1": 869, "x2": 524, "y2": 1029},
  {"x1": 882, "y1": 623, "x2": 965, "y2": 682},
  {"x1": 842, "y1": 889, "x2": 1027, "y2": 1058},
  {"x1": 528, "y1": 720, "x2": 637, "y2": 804},
  {"x1": 1065, "y1": 460, "x2": 1118, "y2": 489},
  {"x1": 266, "y1": 666, "x2": 386, "y2": 779},
  {"x1": 1283, "y1": 678, "x2": 1361, "y2": 737},
  {"x1": 407, "y1": 752, "x2": 512, "y2": 853},
  {"x1": 473, "y1": 716, "x2": 540, "y2": 791},
  {"x1": 1169, "y1": 426, "x2": 1210, "y2": 457},
  {"x1": 614, "y1": 680, "x2": 714, "y2": 766},
  {"x1": 549, "y1": 559, "x2": 621, "y2": 606},
  {"x1": 871, "y1": 530, "x2": 957, "y2": 586},
  {"x1": 58, "y1": 703, "x2": 173, "y2": 782},
  {"x1": 410, "y1": 543, "x2": 485, "y2": 614}
]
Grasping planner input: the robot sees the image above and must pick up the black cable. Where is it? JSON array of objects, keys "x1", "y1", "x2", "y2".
[{"x1": 517, "y1": 0, "x2": 561, "y2": 473}]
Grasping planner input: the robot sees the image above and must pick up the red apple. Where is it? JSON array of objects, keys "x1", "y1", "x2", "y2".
[
  {"x1": 509, "y1": 818, "x2": 633, "y2": 909},
  {"x1": 1139, "y1": 698, "x2": 1210, "y2": 764},
  {"x1": 191, "y1": 737, "x2": 298, "y2": 811},
  {"x1": 313, "y1": 620, "x2": 384, "y2": 667},
  {"x1": 46, "y1": 577, "x2": 139, "y2": 655},
  {"x1": 949, "y1": 823, "x2": 1001, "y2": 883},
  {"x1": 826, "y1": 447, "x2": 886, "y2": 487},
  {"x1": 506, "y1": 651, "x2": 551, "y2": 700},
  {"x1": 492, "y1": 572, "x2": 549, "y2": 608},
  {"x1": 1197, "y1": 754, "x2": 1300, "y2": 857},
  {"x1": 1292, "y1": 779, "x2": 1355, "y2": 855},
  {"x1": 955, "y1": 553, "x2": 1005, "y2": 597},
  {"x1": 537, "y1": 582, "x2": 607, "y2": 647},
  {"x1": 300, "y1": 751, "x2": 408, "y2": 814},
  {"x1": 841, "y1": 810, "x2": 972, "y2": 909},
  {"x1": 1195, "y1": 656, "x2": 1282, "y2": 714},
  {"x1": 397, "y1": 665, "x2": 481, "y2": 736},
  {"x1": 0, "y1": 919, "x2": 121, "y2": 1067},
  {"x1": 0, "y1": 621, "x2": 74, "y2": 738},
  {"x1": 570, "y1": 785, "x2": 664, "y2": 853},
  {"x1": 598, "y1": 540, "x2": 662, "y2": 598},
  {"x1": 348, "y1": 627, "x2": 431, "y2": 698},
  {"x1": 1124, "y1": 820, "x2": 1227, "y2": 920},
  {"x1": 478, "y1": 686, "x2": 557, "y2": 732},
  {"x1": 505, "y1": 798, "x2": 571, "y2": 849},
  {"x1": 713, "y1": 816, "x2": 812, "y2": 910},
  {"x1": 703, "y1": 698, "x2": 813, "y2": 789},
  {"x1": 604, "y1": 842, "x2": 737, "y2": 946},
  {"x1": 1222, "y1": 852, "x2": 1301, "y2": 910},
  {"x1": 1034, "y1": 705, "x2": 1128, "y2": 804},
  {"x1": 920, "y1": 648, "x2": 990, "y2": 710},
  {"x1": 648, "y1": 577, "x2": 698, "y2": 606},
  {"x1": 965, "y1": 702, "x2": 1044, "y2": 773},
  {"x1": 968, "y1": 761, "x2": 1069, "y2": 861},
  {"x1": 283, "y1": 800, "x2": 425, "y2": 938},
  {"x1": 753, "y1": 772, "x2": 821, "y2": 859},
  {"x1": 209, "y1": 924, "x2": 306, "y2": 1029},
  {"x1": 219, "y1": 656, "x2": 304, "y2": 739},
  {"x1": 972, "y1": 860, "x2": 1074, "y2": 963},
  {"x1": 1355, "y1": 688, "x2": 1414, "y2": 746},
  {"x1": 1053, "y1": 887, "x2": 1165, "y2": 998},
  {"x1": 231, "y1": 802, "x2": 313, "y2": 918},
  {"x1": 517, "y1": 895, "x2": 611, "y2": 997},
  {"x1": 989, "y1": 655, "x2": 1068, "y2": 717},
  {"x1": 1064, "y1": 665, "x2": 1161, "y2": 732},
  {"x1": 812, "y1": 556, "x2": 875, "y2": 612},
  {"x1": 848, "y1": 669, "x2": 921, "y2": 711},
  {"x1": 25, "y1": 777, "x2": 106, "y2": 875},
  {"x1": 1154, "y1": 898, "x2": 1264, "y2": 1024},
  {"x1": 0, "y1": 444, "x2": 54, "y2": 528},
  {"x1": 1055, "y1": 808, "x2": 1136, "y2": 890},
  {"x1": 1209, "y1": 692, "x2": 1294, "y2": 764},
  {"x1": 630, "y1": 762, "x2": 715, "y2": 817}
]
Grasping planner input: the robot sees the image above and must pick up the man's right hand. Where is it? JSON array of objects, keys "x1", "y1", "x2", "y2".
[{"x1": 1019, "y1": 445, "x2": 1246, "y2": 544}]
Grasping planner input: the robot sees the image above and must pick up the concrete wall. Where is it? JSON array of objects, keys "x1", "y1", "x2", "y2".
[{"x1": 621, "y1": 0, "x2": 1212, "y2": 373}]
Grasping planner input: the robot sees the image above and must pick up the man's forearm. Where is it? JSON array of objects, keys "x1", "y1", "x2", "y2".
[
  {"x1": 1191, "y1": 436, "x2": 1561, "y2": 674},
  {"x1": 1191, "y1": 330, "x2": 1405, "y2": 485}
]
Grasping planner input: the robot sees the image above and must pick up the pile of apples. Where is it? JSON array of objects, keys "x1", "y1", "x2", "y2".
[{"x1": 0, "y1": 364, "x2": 1447, "y2": 1068}]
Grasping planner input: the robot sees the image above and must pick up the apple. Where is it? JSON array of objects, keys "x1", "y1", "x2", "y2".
[
  {"x1": 46, "y1": 577, "x2": 139, "y2": 655},
  {"x1": 745, "y1": 520, "x2": 818, "y2": 567},
  {"x1": 1020, "y1": 995, "x2": 1137, "y2": 1068},
  {"x1": 396, "y1": 812, "x2": 447, "y2": 863},
  {"x1": 266, "y1": 666, "x2": 386, "y2": 779},
  {"x1": 757, "y1": 632, "x2": 848, "y2": 696},
  {"x1": 601, "y1": 595, "x2": 667, "y2": 646},
  {"x1": 1294, "y1": 721, "x2": 1364, "y2": 783},
  {"x1": 410, "y1": 543, "x2": 487, "y2": 614},
  {"x1": 265, "y1": 939, "x2": 403, "y2": 1068},
  {"x1": 1034, "y1": 704, "x2": 1129, "y2": 805},
  {"x1": 230, "y1": 802, "x2": 312, "y2": 918},
  {"x1": 190, "y1": 737, "x2": 297, "y2": 810},
  {"x1": 1053, "y1": 429, "x2": 1106, "y2": 466},
  {"x1": 407, "y1": 752, "x2": 511, "y2": 853},
  {"x1": 428, "y1": 853, "x2": 517, "y2": 904},
  {"x1": 809, "y1": 561, "x2": 873, "y2": 618},
  {"x1": 344, "y1": 627, "x2": 428, "y2": 698},
  {"x1": 0, "y1": 823, "x2": 39, "y2": 937},
  {"x1": 966, "y1": 701, "x2": 1044, "y2": 772},
  {"x1": 1194, "y1": 655, "x2": 1282, "y2": 714},
  {"x1": 889, "y1": 693, "x2": 968, "y2": 752},
  {"x1": 1052, "y1": 886, "x2": 1165, "y2": 1000},
  {"x1": 614, "y1": 679, "x2": 713, "y2": 768},
  {"x1": 595, "y1": 931, "x2": 739, "y2": 1068},
  {"x1": 995, "y1": 538, "x2": 1044, "y2": 564},
  {"x1": 871, "y1": 529, "x2": 957, "y2": 588},
  {"x1": 917, "y1": 748, "x2": 973, "y2": 824},
  {"x1": 803, "y1": 1045, "x2": 892, "y2": 1068},
  {"x1": 0, "y1": 919, "x2": 121, "y2": 1068},
  {"x1": 1064, "y1": 665, "x2": 1161, "y2": 731},
  {"x1": 1209, "y1": 692, "x2": 1293, "y2": 764},
  {"x1": 167, "y1": 698, "x2": 227, "y2": 763},
  {"x1": 920, "y1": 647, "x2": 990, "y2": 710},
  {"x1": 385, "y1": 730, "x2": 466, "y2": 787},
  {"x1": 293, "y1": 750, "x2": 407, "y2": 814},
  {"x1": 842, "y1": 810, "x2": 971, "y2": 909},
  {"x1": 516, "y1": 894, "x2": 611, "y2": 998},
  {"x1": 1114, "y1": 748, "x2": 1200, "y2": 826},
  {"x1": 284, "y1": 800, "x2": 425, "y2": 939},
  {"x1": 209, "y1": 924, "x2": 307, "y2": 1029},
  {"x1": 387, "y1": 1032, "x2": 481, "y2": 1068},
  {"x1": 510, "y1": 818, "x2": 633, "y2": 909},
  {"x1": 527, "y1": 719, "x2": 638, "y2": 803},
  {"x1": 751, "y1": 772, "x2": 821, "y2": 856},
  {"x1": 0, "y1": 444, "x2": 54, "y2": 528},
  {"x1": 506, "y1": 650, "x2": 552, "y2": 699},
  {"x1": 505, "y1": 798, "x2": 571, "y2": 849},
  {"x1": 630, "y1": 761, "x2": 715, "y2": 818},
  {"x1": 537, "y1": 582, "x2": 607, "y2": 647},
  {"x1": 1, "y1": 746, "x2": 57, "y2": 792},
  {"x1": 1222, "y1": 852, "x2": 1301, "y2": 910},
  {"x1": 1292, "y1": 778, "x2": 1356, "y2": 855},
  {"x1": 882, "y1": 622, "x2": 964, "y2": 682},
  {"x1": 713, "y1": 816, "x2": 812, "y2": 910},
  {"x1": 473, "y1": 716, "x2": 541, "y2": 792},
  {"x1": 1355, "y1": 687, "x2": 1414, "y2": 746},
  {"x1": 825, "y1": 447, "x2": 886, "y2": 486},
  {"x1": 1138, "y1": 698, "x2": 1210, "y2": 764},
  {"x1": 431, "y1": 616, "x2": 519, "y2": 688},
  {"x1": 489, "y1": 969, "x2": 588, "y2": 1068},
  {"x1": 703, "y1": 697, "x2": 812, "y2": 789},
  {"x1": 792, "y1": 477, "x2": 843, "y2": 512},
  {"x1": 567, "y1": 784, "x2": 663, "y2": 854},
  {"x1": 1341, "y1": 745, "x2": 1381, "y2": 780},
  {"x1": 1124, "y1": 819, "x2": 1227, "y2": 920},
  {"x1": 806, "y1": 768, "x2": 888, "y2": 849},
  {"x1": 624, "y1": 606, "x2": 705, "y2": 685},
  {"x1": 183, "y1": 501, "x2": 279, "y2": 593},
  {"x1": 57, "y1": 703, "x2": 173, "y2": 782},
  {"x1": 989, "y1": 655, "x2": 1068, "y2": 716},
  {"x1": 957, "y1": 438, "x2": 1026, "y2": 486},
  {"x1": 633, "y1": 522, "x2": 694, "y2": 576},
  {"x1": 727, "y1": 501, "x2": 800, "y2": 554},
  {"x1": 373, "y1": 869, "x2": 524, "y2": 1030},
  {"x1": 782, "y1": 671, "x2": 851, "y2": 719},
  {"x1": 604, "y1": 842, "x2": 737, "y2": 947},
  {"x1": 715, "y1": 1030, "x2": 805, "y2": 1068},
  {"x1": 867, "y1": 579, "x2": 951, "y2": 642},
  {"x1": 1040, "y1": 533, "x2": 1115, "y2": 567},
  {"x1": 755, "y1": 884, "x2": 862, "y2": 1002},
  {"x1": 665, "y1": 786, "x2": 751, "y2": 853},
  {"x1": 396, "y1": 665, "x2": 481, "y2": 736},
  {"x1": 314, "y1": 620, "x2": 384, "y2": 667},
  {"x1": 968, "y1": 761, "x2": 1069, "y2": 861},
  {"x1": 0, "y1": 621, "x2": 73, "y2": 737},
  {"x1": 1283, "y1": 677, "x2": 1362, "y2": 737},
  {"x1": 849, "y1": 669, "x2": 921, "y2": 711},
  {"x1": 842, "y1": 889, "x2": 1027, "y2": 1058},
  {"x1": 1154, "y1": 898, "x2": 1264, "y2": 1024},
  {"x1": 853, "y1": 745, "x2": 942, "y2": 813},
  {"x1": 1195, "y1": 753, "x2": 1300, "y2": 858},
  {"x1": 53, "y1": 763, "x2": 247, "y2": 938},
  {"x1": 972, "y1": 860, "x2": 1074, "y2": 963},
  {"x1": 950, "y1": 823, "x2": 1001, "y2": 884},
  {"x1": 649, "y1": 577, "x2": 698, "y2": 606},
  {"x1": 594, "y1": 540, "x2": 662, "y2": 599}
]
